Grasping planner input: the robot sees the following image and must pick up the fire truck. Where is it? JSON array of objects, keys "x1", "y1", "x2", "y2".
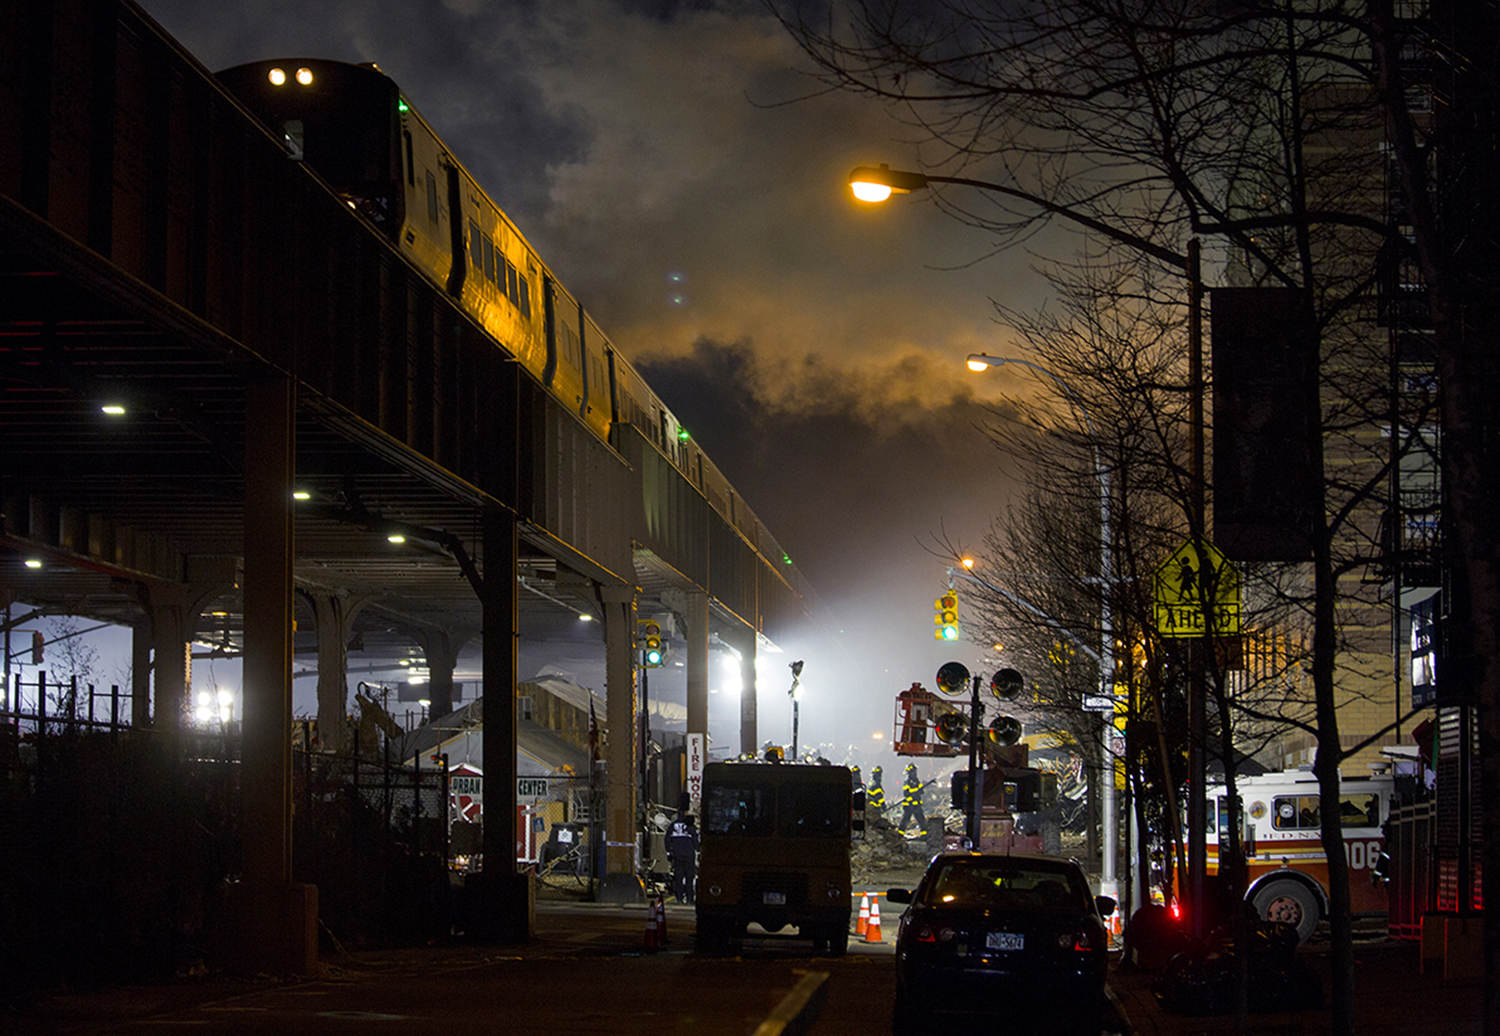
[{"x1": 1192, "y1": 768, "x2": 1393, "y2": 942}]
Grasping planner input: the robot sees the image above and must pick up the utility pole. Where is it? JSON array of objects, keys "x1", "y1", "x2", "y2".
[{"x1": 787, "y1": 660, "x2": 804, "y2": 758}]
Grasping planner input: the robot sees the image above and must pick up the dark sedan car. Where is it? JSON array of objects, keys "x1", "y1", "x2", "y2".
[{"x1": 888, "y1": 851, "x2": 1116, "y2": 1036}]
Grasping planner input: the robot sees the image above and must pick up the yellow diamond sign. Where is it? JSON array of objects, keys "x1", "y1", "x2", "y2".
[{"x1": 1154, "y1": 538, "x2": 1240, "y2": 637}]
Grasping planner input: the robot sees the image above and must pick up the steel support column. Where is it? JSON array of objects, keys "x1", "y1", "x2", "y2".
[
  {"x1": 143, "y1": 595, "x2": 190, "y2": 730},
  {"x1": 683, "y1": 589, "x2": 709, "y2": 749},
  {"x1": 475, "y1": 508, "x2": 531, "y2": 940},
  {"x1": 310, "y1": 591, "x2": 371, "y2": 754},
  {"x1": 599, "y1": 582, "x2": 642, "y2": 902},
  {"x1": 130, "y1": 623, "x2": 151, "y2": 727},
  {"x1": 415, "y1": 625, "x2": 469, "y2": 722},
  {"x1": 723, "y1": 624, "x2": 758, "y2": 757},
  {"x1": 231, "y1": 374, "x2": 317, "y2": 976}
]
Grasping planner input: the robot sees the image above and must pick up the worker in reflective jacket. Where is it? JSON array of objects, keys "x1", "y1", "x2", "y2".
[
  {"x1": 900, "y1": 764, "x2": 926, "y2": 835},
  {"x1": 868, "y1": 766, "x2": 886, "y2": 812}
]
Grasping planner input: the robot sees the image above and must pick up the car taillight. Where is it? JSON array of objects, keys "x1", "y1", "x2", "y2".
[
  {"x1": 1066, "y1": 926, "x2": 1100, "y2": 952},
  {"x1": 915, "y1": 925, "x2": 958, "y2": 944}
]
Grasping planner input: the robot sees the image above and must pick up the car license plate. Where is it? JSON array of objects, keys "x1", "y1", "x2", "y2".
[
  {"x1": 763, "y1": 891, "x2": 787, "y2": 906},
  {"x1": 986, "y1": 931, "x2": 1024, "y2": 951}
]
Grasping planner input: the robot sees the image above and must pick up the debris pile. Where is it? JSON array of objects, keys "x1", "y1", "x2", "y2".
[{"x1": 852, "y1": 814, "x2": 954, "y2": 887}]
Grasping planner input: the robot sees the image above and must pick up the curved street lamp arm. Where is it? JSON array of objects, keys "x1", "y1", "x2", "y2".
[{"x1": 848, "y1": 164, "x2": 1190, "y2": 270}]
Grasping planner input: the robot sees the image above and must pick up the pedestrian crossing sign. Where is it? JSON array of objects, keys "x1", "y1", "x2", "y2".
[{"x1": 1154, "y1": 538, "x2": 1241, "y2": 637}]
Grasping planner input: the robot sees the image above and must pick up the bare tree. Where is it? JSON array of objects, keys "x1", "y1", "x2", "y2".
[
  {"x1": 42, "y1": 615, "x2": 102, "y2": 718},
  {"x1": 966, "y1": 258, "x2": 1319, "y2": 912},
  {"x1": 772, "y1": 1, "x2": 1472, "y2": 1029}
]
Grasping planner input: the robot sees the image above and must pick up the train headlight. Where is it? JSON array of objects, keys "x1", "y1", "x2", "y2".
[
  {"x1": 296, "y1": 67, "x2": 314, "y2": 86},
  {"x1": 268, "y1": 67, "x2": 286, "y2": 86}
]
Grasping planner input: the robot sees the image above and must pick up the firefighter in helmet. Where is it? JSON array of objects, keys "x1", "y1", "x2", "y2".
[
  {"x1": 868, "y1": 766, "x2": 886, "y2": 813},
  {"x1": 900, "y1": 764, "x2": 926, "y2": 835}
]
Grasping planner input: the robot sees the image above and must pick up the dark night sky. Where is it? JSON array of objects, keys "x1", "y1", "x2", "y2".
[{"x1": 136, "y1": 0, "x2": 1060, "y2": 769}]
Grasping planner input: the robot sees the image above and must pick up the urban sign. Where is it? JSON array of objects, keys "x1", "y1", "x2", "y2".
[{"x1": 1154, "y1": 538, "x2": 1241, "y2": 637}]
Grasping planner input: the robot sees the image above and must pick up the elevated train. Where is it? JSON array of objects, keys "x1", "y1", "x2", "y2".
[{"x1": 215, "y1": 59, "x2": 794, "y2": 579}]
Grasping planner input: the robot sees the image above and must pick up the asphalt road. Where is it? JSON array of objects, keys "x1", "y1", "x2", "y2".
[
  {"x1": 11, "y1": 902, "x2": 888, "y2": 1036},
  {"x1": 12, "y1": 900, "x2": 1132, "y2": 1036}
]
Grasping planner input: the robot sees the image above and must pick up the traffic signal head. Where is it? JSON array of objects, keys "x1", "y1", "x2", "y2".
[
  {"x1": 640, "y1": 621, "x2": 664, "y2": 667},
  {"x1": 934, "y1": 592, "x2": 960, "y2": 641}
]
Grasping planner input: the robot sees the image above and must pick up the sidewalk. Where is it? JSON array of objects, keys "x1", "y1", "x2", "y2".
[{"x1": 1108, "y1": 939, "x2": 1481, "y2": 1036}]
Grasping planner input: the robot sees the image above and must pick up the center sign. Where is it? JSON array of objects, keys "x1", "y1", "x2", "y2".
[{"x1": 1154, "y1": 538, "x2": 1241, "y2": 637}]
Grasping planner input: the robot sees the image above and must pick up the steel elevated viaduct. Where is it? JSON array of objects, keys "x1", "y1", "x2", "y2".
[{"x1": 1, "y1": 0, "x2": 812, "y2": 971}]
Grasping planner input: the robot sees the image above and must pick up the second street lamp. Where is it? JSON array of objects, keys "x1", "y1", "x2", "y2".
[{"x1": 787, "y1": 660, "x2": 805, "y2": 759}]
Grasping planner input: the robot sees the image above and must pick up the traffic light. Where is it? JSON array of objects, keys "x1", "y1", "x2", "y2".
[
  {"x1": 31, "y1": 630, "x2": 44, "y2": 664},
  {"x1": 639, "y1": 621, "x2": 664, "y2": 668},
  {"x1": 934, "y1": 591, "x2": 960, "y2": 641}
]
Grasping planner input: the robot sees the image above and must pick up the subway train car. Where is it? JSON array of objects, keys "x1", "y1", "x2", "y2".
[
  {"x1": 215, "y1": 58, "x2": 618, "y2": 441},
  {"x1": 214, "y1": 58, "x2": 797, "y2": 585}
]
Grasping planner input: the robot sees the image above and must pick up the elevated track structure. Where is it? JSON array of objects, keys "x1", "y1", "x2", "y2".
[{"x1": 0, "y1": 0, "x2": 812, "y2": 970}]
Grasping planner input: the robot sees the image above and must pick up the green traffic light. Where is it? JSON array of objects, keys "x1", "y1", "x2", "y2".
[{"x1": 940, "y1": 624, "x2": 960, "y2": 641}]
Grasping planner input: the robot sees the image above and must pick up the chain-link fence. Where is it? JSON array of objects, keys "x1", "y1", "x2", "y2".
[{"x1": 292, "y1": 724, "x2": 453, "y2": 948}]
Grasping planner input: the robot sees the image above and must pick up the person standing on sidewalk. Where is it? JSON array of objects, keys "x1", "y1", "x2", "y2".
[{"x1": 665, "y1": 811, "x2": 699, "y2": 904}]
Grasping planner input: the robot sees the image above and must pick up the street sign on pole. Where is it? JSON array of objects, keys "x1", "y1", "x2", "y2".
[
  {"x1": 1154, "y1": 538, "x2": 1241, "y2": 637},
  {"x1": 687, "y1": 733, "x2": 706, "y2": 814}
]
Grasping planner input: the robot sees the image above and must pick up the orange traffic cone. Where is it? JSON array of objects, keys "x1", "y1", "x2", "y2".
[
  {"x1": 856, "y1": 892, "x2": 870, "y2": 937},
  {"x1": 657, "y1": 895, "x2": 669, "y2": 944},
  {"x1": 864, "y1": 897, "x2": 882, "y2": 943},
  {"x1": 645, "y1": 900, "x2": 660, "y2": 950}
]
